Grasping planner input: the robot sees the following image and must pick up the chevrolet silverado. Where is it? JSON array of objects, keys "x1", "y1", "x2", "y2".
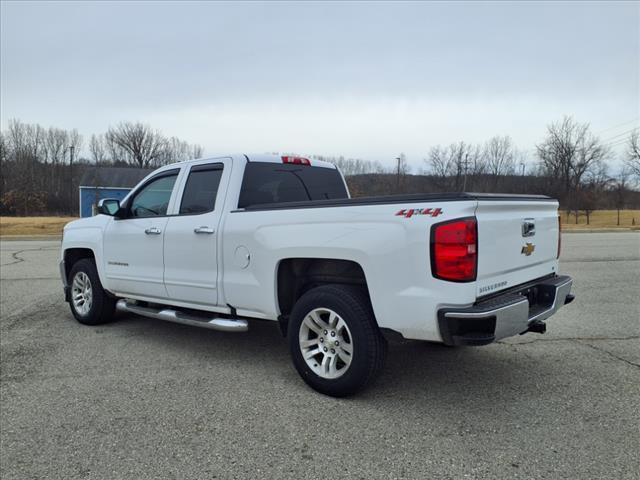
[{"x1": 60, "y1": 154, "x2": 574, "y2": 396}]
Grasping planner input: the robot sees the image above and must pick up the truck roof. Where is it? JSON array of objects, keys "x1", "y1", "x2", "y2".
[
  {"x1": 245, "y1": 154, "x2": 337, "y2": 169},
  {"x1": 159, "y1": 154, "x2": 337, "y2": 170}
]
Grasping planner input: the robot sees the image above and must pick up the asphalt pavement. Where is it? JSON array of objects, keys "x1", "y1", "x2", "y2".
[{"x1": 1, "y1": 233, "x2": 638, "y2": 479}]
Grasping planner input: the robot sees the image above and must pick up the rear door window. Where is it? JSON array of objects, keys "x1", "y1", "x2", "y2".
[
  {"x1": 179, "y1": 164, "x2": 224, "y2": 215},
  {"x1": 238, "y1": 162, "x2": 348, "y2": 208}
]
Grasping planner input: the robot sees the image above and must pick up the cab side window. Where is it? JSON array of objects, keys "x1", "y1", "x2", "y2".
[
  {"x1": 129, "y1": 172, "x2": 178, "y2": 218},
  {"x1": 179, "y1": 164, "x2": 224, "y2": 215}
]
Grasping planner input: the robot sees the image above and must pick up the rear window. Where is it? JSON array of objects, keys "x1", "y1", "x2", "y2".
[{"x1": 238, "y1": 162, "x2": 348, "y2": 208}]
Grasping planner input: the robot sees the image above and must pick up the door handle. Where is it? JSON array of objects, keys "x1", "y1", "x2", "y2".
[
  {"x1": 144, "y1": 227, "x2": 162, "y2": 235},
  {"x1": 194, "y1": 226, "x2": 215, "y2": 234}
]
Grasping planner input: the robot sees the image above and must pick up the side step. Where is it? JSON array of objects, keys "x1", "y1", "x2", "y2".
[{"x1": 116, "y1": 300, "x2": 249, "y2": 332}]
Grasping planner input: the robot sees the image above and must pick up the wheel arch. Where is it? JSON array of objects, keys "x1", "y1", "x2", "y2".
[
  {"x1": 62, "y1": 223, "x2": 108, "y2": 287},
  {"x1": 63, "y1": 247, "x2": 96, "y2": 281},
  {"x1": 276, "y1": 258, "x2": 371, "y2": 320}
]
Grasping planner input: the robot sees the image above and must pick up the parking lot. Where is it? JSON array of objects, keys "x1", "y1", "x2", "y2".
[{"x1": 1, "y1": 233, "x2": 638, "y2": 479}]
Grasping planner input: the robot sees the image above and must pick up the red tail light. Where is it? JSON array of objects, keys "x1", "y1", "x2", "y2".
[
  {"x1": 430, "y1": 217, "x2": 478, "y2": 282},
  {"x1": 282, "y1": 156, "x2": 310, "y2": 165},
  {"x1": 557, "y1": 215, "x2": 562, "y2": 259}
]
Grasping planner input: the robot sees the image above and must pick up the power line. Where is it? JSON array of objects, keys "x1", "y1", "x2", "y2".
[
  {"x1": 606, "y1": 135, "x2": 631, "y2": 145},
  {"x1": 595, "y1": 118, "x2": 639, "y2": 135},
  {"x1": 605, "y1": 137, "x2": 631, "y2": 148},
  {"x1": 601, "y1": 127, "x2": 639, "y2": 143}
]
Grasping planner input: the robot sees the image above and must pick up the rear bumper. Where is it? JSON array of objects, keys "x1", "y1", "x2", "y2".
[{"x1": 438, "y1": 275, "x2": 574, "y2": 346}]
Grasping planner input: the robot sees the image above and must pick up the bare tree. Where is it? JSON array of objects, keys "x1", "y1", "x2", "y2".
[
  {"x1": 160, "y1": 137, "x2": 203, "y2": 164},
  {"x1": 580, "y1": 161, "x2": 610, "y2": 224},
  {"x1": 89, "y1": 134, "x2": 107, "y2": 163},
  {"x1": 611, "y1": 169, "x2": 631, "y2": 226},
  {"x1": 104, "y1": 123, "x2": 202, "y2": 167},
  {"x1": 427, "y1": 146, "x2": 451, "y2": 182},
  {"x1": 42, "y1": 127, "x2": 68, "y2": 198},
  {"x1": 104, "y1": 132, "x2": 129, "y2": 165},
  {"x1": 308, "y1": 155, "x2": 386, "y2": 176},
  {"x1": 0, "y1": 132, "x2": 6, "y2": 163},
  {"x1": 105, "y1": 122, "x2": 168, "y2": 168},
  {"x1": 625, "y1": 129, "x2": 640, "y2": 178},
  {"x1": 7, "y1": 119, "x2": 43, "y2": 163},
  {"x1": 0, "y1": 132, "x2": 8, "y2": 195},
  {"x1": 0, "y1": 118, "x2": 207, "y2": 215},
  {"x1": 484, "y1": 135, "x2": 516, "y2": 186},
  {"x1": 67, "y1": 129, "x2": 83, "y2": 163},
  {"x1": 537, "y1": 116, "x2": 609, "y2": 210},
  {"x1": 45, "y1": 128, "x2": 68, "y2": 165},
  {"x1": 2, "y1": 120, "x2": 47, "y2": 213},
  {"x1": 426, "y1": 141, "x2": 484, "y2": 191},
  {"x1": 192, "y1": 144, "x2": 204, "y2": 159}
]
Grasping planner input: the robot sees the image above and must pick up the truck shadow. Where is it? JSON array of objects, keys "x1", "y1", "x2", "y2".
[{"x1": 110, "y1": 313, "x2": 567, "y2": 416}]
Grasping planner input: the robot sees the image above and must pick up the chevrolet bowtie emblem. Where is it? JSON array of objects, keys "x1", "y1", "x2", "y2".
[{"x1": 521, "y1": 243, "x2": 535, "y2": 256}]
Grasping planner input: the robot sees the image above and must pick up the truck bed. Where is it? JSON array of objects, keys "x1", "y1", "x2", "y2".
[{"x1": 239, "y1": 192, "x2": 554, "y2": 211}]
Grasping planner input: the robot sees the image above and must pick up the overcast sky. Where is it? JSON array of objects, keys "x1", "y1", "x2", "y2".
[{"x1": 1, "y1": 1, "x2": 638, "y2": 169}]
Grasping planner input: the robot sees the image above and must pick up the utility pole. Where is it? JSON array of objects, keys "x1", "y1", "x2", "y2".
[
  {"x1": 395, "y1": 156, "x2": 401, "y2": 191},
  {"x1": 462, "y1": 153, "x2": 469, "y2": 191},
  {"x1": 69, "y1": 145, "x2": 75, "y2": 214},
  {"x1": 520, "y1": 162, "x2": 525, "y2": 176}
]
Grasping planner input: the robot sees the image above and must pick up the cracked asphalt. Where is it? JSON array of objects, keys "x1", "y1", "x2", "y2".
[{"x1": 1, "y1": 233, "x2": 639, "y2": 479}]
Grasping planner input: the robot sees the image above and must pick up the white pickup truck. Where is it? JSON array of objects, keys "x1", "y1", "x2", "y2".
[{"x1": 60, "y1": 154, "x2": 574, "y2": 396}]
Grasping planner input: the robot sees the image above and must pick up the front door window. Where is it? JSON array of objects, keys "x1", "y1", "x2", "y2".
[{"x1": 130, "y1": 174, "x2": 178, "y2": 217}]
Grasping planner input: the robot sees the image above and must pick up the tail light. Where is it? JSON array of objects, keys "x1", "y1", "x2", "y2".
[
  {"x1": 430, "y1": 217, "x2": 478, "y2": 282},
  {"x1": 557, "y1": 215, "x2": 562, "y2": 259},
  {"x1": 282, "y1": 156, "x2": 310, "y2": 165}
]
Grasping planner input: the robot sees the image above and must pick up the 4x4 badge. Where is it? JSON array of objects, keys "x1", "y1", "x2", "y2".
[
  {"x1": 521, "y1": 243, "x2": 535, "y2": 256},
  {"x1": 395, "y1": 208, "x2": 442, "y2": 218}
]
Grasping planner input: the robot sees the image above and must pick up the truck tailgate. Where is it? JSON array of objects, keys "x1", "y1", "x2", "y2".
[{"x1": 475, "y1": 199, "x2": 559, "y2": 298}]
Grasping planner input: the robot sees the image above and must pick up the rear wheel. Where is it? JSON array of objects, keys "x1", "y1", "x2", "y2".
[
  {"x1": 288, "y1": 285, "x2": 386, "y2": 397},
  {"x1": 68, "y1": 258, "x2": 116, "y2": 325}
]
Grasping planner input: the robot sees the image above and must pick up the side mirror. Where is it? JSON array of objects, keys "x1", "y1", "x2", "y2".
[{"x1": 97, "y1": 198, "x2": 121, "y2": 216}]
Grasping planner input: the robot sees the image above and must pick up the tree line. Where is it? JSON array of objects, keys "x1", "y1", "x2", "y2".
[
  {"x1": 0, "y1": 120, "x2": 203, "y2": 215},
  {"x1": 421, "y1": 116, "x2": 639, "y2": 223},
  {"x1": 1, "y1": 116, "x2": 639, "y2": 219},
  {"x1": 308, "y1": 117, "x2": 640, "y2": 224}
]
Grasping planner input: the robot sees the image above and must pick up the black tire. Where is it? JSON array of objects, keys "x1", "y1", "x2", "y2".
[
  {"x1": 68, "y1": 258, "x2": 117, "y2": 325},
  {"x1": 287, "y1": 284, "x2": 386, "y2": 397}
]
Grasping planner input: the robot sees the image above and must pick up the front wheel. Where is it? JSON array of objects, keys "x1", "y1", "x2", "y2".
[
  {"x1": 287, "y1": 285, "x2": 386, "y2": 397},
  {"x1": 68, "y1": 258, "x2": 117, "y2": 325}
]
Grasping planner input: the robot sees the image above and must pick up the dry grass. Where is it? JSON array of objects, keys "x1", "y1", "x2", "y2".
[
  {"x1": 0, "y1": 216, "x2": 77, "y2": 236},
  {"x1": 1, "y1": 210, "x2": 639, "y2": 237},
  {"x1": 561, "y1": 210, "x2": 640, "y2": 230}
]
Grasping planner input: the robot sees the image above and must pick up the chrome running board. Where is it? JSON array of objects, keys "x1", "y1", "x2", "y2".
[{"x1": 116, "y1": 299, "x2": 249, "y2": 332}]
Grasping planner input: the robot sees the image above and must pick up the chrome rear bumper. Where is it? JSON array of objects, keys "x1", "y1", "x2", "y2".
[{"x1": 438, "y1": 275, "x2": 574, "y2": 346}]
